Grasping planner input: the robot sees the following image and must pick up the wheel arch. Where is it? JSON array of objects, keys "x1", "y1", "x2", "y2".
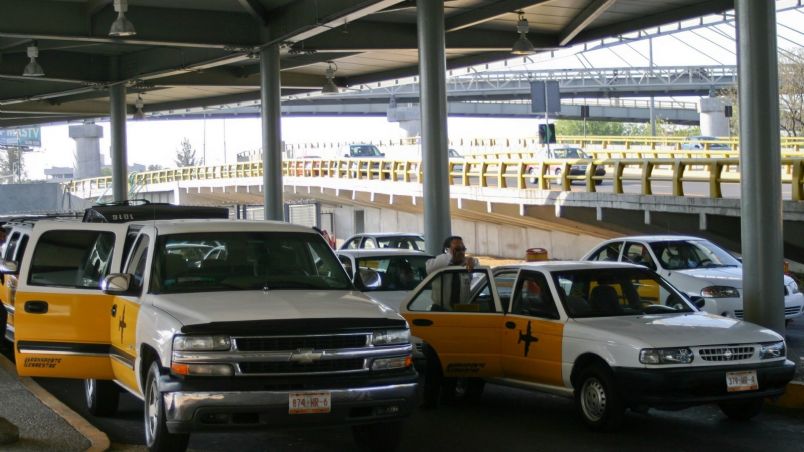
[{"x1": 570, "y1": 353, "x2": 611, "y2": 388}]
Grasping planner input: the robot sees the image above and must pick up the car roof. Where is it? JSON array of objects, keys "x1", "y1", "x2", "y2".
[
  {"x1": 601, "y1": 235, "x2": 707, "y2": 243},
  {"x1": 348, "y1": 232, "x2": 424, "y2": 238},
  {"x1": 496, "y1": 261, "x2": 645, "y2": 272},
  {"x1": 83, "y1": 203, "x2": 229, "y2": 223},
  {"x1": 141, "y1": 219, "x2": 319, "y2": 235},
  {"x1": 337, "y1": 249, "x2": 432, "y2": 258}
]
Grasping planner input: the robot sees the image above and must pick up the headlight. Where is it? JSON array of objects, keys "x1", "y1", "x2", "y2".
[
  {"x1": 372, "y1": 329, "x2": 410, "y2": 346},
  {"x1": 173, "y1": 335, "x2": 231, "y2": 351},
  {"x1": 701, "y1": 286, "x2": 740, "y2": 298},
  {"x1": 759, "y1": 341, "x2": 786, "y2": 359},
  {"x1": 639, "y1": 347, "x2": 694, "y2": 364}
]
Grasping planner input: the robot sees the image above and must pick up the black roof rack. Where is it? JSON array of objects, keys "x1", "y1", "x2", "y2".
[{"x1": 83, "y1": 202, "x2": 230, "y2": 223}]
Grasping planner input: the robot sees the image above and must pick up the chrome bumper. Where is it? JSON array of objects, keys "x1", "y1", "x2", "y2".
[{"x1": 163, "y1": 382, "x2": 418, "y2": 433}]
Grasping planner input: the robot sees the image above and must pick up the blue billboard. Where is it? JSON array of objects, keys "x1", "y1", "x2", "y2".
[{"x1": 0, "y1": 127, "x2": 41, "y2": 147}]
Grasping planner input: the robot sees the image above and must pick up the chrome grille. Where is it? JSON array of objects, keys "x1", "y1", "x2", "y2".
[
  {"x1": 235, "y1": 334, "x2": 369, "y2": 352},
  {"x1": 734, "y1": 310, "x2": 743, "y2": 319},
  {"x1": 239, "y1": 358, "x2": 366, "y2": 375},
  {"x1": 785, "y1": 306, "x2": 802, "y2": 316},
  {"x1": 699, "y1": 346, "x2": 754, "y2": 362}
]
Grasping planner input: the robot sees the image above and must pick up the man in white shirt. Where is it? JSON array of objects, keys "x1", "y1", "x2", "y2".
[{"x1": 426, "y1": 236, "x2": 478, "y2": 310}]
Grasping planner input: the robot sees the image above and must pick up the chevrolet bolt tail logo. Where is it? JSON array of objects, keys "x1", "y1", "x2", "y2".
[{"x1": 290, "y1": 349, "x2": 323, "y2": 364}]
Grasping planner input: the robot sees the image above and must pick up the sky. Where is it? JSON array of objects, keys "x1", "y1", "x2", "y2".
[{"x1": 15, "y1": 1, "x2": 804, "y2": 180}]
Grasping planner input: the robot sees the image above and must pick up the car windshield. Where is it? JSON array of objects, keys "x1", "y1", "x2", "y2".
[
  {"x1": 151, "y1": 232, "x2": 352, "y2": 293},
  {"x1": 376, "y1": 236, "x2": 425, "y2": 250},
  {"x1": 553, "y1": 148, "x2": 588, "y2": 159},
  {"x1": 649, "y1": 240, "x2": 740, "y2": 270},
  {"x1": 354, "y1": 255, "x2": 430, "y2": 292},
  {"x1": 553, "y1": 268, "x2": 695, "y2": 318},
  {"x1": 351, "y1": 145, "x2": 381, "y2": 157}
]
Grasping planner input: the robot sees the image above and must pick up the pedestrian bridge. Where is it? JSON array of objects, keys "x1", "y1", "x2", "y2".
[{"x1": 64, "y1": 140, "x2": 804, "y2": 264}]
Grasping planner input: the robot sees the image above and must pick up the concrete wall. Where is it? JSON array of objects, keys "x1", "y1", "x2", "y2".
[{"x1": 332, "y1": 204, "x2": 603, "y2": 260}]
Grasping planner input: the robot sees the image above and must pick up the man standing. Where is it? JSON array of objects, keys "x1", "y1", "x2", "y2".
[{"x1": 426, "y1": 236, "x2": 478, "y2": 309}]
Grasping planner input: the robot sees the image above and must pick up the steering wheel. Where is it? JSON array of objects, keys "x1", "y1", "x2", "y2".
[{"x1": 699, "y1": 258, "x2": 713, "y2": 267}]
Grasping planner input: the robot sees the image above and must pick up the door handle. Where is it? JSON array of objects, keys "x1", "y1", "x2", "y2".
[
  {"x1": 24, "y1": 300, "x2": 48, "y2": 314},
  {"x1": 111, "y1": 304, "x2": 117, "y2": 317},
  {"x1": 505, "y1": 321, "x2": 516, "y2": 329},
  {"x1": 412, "y1": 318, "x2": 433, "y2": 327}
]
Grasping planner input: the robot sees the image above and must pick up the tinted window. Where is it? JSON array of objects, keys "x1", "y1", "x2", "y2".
[
  {"x1": 29, "y1": 230, "x2": 116, "y2": 289},
  {"x1": 623, "y1": 242, "x2": 656, "y2": 270},
  {"x1": 589, "y1": 242, "x2": 622, "y2": 262},
  {"x1": 511, "y1": 271, "x2": 559, "y2": 319},
  {"x1": 649, "y1": 240, "x2": 740, "y2": 270},
  {"x1": 353, "y1": 255, "x2": 430, "y2": 291}
]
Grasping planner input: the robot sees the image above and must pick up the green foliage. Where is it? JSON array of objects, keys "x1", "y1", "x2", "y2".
[
  {"x1": 0, "y1": 147, "x2": 25, "y2": 182},
  {"x1": 175, "y1": 138, "x2": 200, "y2": 167},
  {"x1": 555, "y1": 119, "x2": 701, "y2": 137}
]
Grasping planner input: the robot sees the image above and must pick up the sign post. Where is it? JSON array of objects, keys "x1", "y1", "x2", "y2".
[{"x1": 530, "y1": 81, "x2": 560, "y2": 151}]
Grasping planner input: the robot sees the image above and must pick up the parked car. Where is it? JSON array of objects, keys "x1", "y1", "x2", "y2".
[
  {"x1": 337, "y1": 249, "x2": 432, "y2": 311},
  {"x1": 402, "y1": 261, "x2": 795, "y2": 429},
  {"x1": 526, "y1": 145, "x2": 605, "y2": 184},
  {"x1": 681, "y1": 136, "x2": 731, "y2": 151},
  {"x1": 343, "y1": 143, "x2": 385, "y2": 158},
  {"x1": 340, "y1": 232, "x2": 426, "y2": 251},
  {"x1": 448, "y1": 148, "x2": 465, "y2": 172},
  {"x1": 582, "y1": 235, "x2": 804, "y2": 323}
]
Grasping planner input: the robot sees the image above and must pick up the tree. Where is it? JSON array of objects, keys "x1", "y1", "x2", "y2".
[
  {"x1": 555, "y1": 120, "x2": 625, "y2": 136},
  {"x1": 0, "y1": 147, "x2": 24, "y2": 182},
  {"x1": 175, "y1": 138, "x2": 200, "y2": 167},
  {"x1": 778, "y1": 48, "x2": 804, "y2": 137}
]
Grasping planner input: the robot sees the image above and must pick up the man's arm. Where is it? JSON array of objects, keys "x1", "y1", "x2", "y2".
[{"x1": 426, "y1": 253, "x2": 453, "y2": 274}]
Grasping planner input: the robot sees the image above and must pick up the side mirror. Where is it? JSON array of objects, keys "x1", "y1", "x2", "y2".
[
  {"x1": 0, "y1": 260, "x2": 18, "y2": 275},
  {"x1": 102, "y1": 273, "x2": 132, "y2": 294}
]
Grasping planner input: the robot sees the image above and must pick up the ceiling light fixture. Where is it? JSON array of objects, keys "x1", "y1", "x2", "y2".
[
  {"x1": 511, "y1": 11, "x2": 536, "y2": 55},
  {"x1": 23, "y1": 42, "x2": 44, "y2": 77},
  {"x1": 133, "y1": 94, "x2": 145, "y2": 119},
  {"x1": 322, "y1": 61, "x2": 339, "y2": 94},
  {"x1": 109, "y1": 0, "x2": 136, "y2": 37}
]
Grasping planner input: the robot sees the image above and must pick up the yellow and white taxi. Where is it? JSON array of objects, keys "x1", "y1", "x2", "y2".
[{"x1": 402, "y1": 261, "x2": 795, "y2": 430}]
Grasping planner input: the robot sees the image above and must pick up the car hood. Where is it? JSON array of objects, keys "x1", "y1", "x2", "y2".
[
  {"x1": 360, "y1": 291, "x2": 409, "y2": 313},
  {"x1": 571, "y1": 312, "x2": 782, "y2": 348},
  {"x1": 667, "y1": 267, "x2": 743, "y2": 291},
  {"x1": 149, "y1": 290, "x2": 401, "y2": 326}
]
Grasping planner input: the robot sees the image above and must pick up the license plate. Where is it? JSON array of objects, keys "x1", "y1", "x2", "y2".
[
  {"x1": 289, "y1": 392, "x2": 331, "y2": 414},
  {"x1": 726, "y1": 370, "x2": 758, "y2": 392}
]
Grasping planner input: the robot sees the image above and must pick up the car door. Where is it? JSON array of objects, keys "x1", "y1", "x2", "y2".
[
  {"x1": 500, "y1": 270, "x2": 565, "y2": 387},
  {"x1": 402, "y1": 267, "x2": 505, "y2": 378},
  {"x1": 109, "y1": 232, "x2": 152, "y2": 394},
  {"x1": 14, "y1": 223, "x2": 126, "y2": 378}
]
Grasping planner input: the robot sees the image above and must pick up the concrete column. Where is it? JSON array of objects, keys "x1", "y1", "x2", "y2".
[
  {"x1": 649, "y1": 38, "x2": 656, "y2": 136},
  {"x1": 387, "y1": 104, "x2": 422, "y2": 138},
  {"x1": 417, "y1": 0, "x2": 451, "y2": 255},
  {"x1": 68, "y1": 122, "x2": 103, "y2": 179},
  {"x1": 260, "y1": 45, "x2": 283, "y2": 221},
  {"x1": 109, "y1": 84, "x2": 128, "y2": 202},
  {"x1": 699, "y1": 97, "x2": 730, "y2": 137},
  {"x1": 736, "y1": 0, "x2": 785, "y2": 334}
]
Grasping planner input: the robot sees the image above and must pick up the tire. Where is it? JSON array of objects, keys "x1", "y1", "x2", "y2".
[
  {"x1": 144, "y1": 361, "x2": 189, "y2": 452},
  {"x1": 421, "y1": 345, "x2": 443, "y2": 409},
  {"x1": 719, "y1": 398, "x2": 764, "y2": 421},
  {"x1": 441, "y1": 378, "x2": 485, "y2": 405},
  {"x1": 574, "y1": 365, "x2": 624, "y2": 431},
  {"x1": 0, "y1": 307, "x2": 6, "y2": 344},
  {"x1": 84, "y1": 379, "x2": 119, "y2": 417},
  {"x1": 352, "y1": 421, "x2": 402, "y2": 452}
]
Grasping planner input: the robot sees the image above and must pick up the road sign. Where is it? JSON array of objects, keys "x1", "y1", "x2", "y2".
[
  {"x1": 530, "y1": 80, "x2": 560, "y2": 114},
  {"x1": 0, "y1": 127, "x2": 41, "y2": 147}
]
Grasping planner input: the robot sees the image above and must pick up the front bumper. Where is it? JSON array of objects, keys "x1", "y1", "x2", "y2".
[
  {"x1": 161, "y1": 372, "x2": 418, "y2": 433},
  {"x1": 612, "y1": 359, "x2": 795, "y2": 409}
]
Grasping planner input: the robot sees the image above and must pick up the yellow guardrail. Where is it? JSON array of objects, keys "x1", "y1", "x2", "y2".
[
  {"x1": 65, "y1": 157, "x2": 804, "y2": 201},
  {"x1": 469, "y1": 149, "x2": 804, "y2": 160}
]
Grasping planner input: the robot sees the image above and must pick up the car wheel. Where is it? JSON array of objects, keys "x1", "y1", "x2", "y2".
[
  {"x1": 144, "y1": 361, "x2": 190, "y2": 452},
  {"x1": 441, "y1": 377, "x2": 485, "y2": 404},
  {"x1": 574, "y1": 364, "x2": 624, "y2": 431},
  {"x1": 352, "y1": 421, "x2": 402, "y2": 452},
  {"x1": 719, "y1": 398, "x2": 764, "y2": 421},
  {"x1": 0, "y1": 307, "x2": 6, "y2": 345},
  {"x1": 84, "y1": 379, "x2": 119, "y2": 416}
]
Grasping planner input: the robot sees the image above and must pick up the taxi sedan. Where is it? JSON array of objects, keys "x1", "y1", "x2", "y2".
[{"x1": 402, "y1": 261, "x2": 795, "y2": 430}]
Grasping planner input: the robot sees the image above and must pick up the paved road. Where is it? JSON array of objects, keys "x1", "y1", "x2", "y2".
[{"x1": 23, "y1": 319, "x2": 804, "y2": 451}]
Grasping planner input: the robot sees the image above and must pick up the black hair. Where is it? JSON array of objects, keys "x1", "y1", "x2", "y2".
[{"x1": 442, "y1": 235, "x2": 463, "y2": 250}]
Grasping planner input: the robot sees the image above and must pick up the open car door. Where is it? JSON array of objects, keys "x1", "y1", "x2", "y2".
[
  {"x1": 14, "y1": 222, "x2": 127, "y2": 378},
  {"x1": 402, "y1": 266, "x2": 505, "y2": 378}
]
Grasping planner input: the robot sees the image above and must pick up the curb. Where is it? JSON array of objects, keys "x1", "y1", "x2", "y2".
[
  {"x1": 770, "y1": 380, "x2": 804, "y2": 409},
  {"x1": 0, "y1": 354, "x2": 110, "y2": 452}
]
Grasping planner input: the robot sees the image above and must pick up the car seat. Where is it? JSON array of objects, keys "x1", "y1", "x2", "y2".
[{"x1": 589, "y1": 285, "x2": 621, "y2": 314}]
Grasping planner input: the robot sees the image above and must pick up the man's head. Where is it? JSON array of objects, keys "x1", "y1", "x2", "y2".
[{"x1": 442, "y1": 235, "x2": 467, "y2": 263}]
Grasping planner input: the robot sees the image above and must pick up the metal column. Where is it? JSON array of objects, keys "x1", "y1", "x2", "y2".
[
  {"x1": 649, "y1": 38, "x2": 656, "y2": 136},
  {"x1": 109, "y1": 83, "x2": 128, "y2": 202},
  {"x1": 417, "y1": 0, "x2": 451, "y2": 256},
  {"x1": 260, "y1": 45, "x2": 283, "y2": 221},
  {"x1": 736, "y1": 0, "x2": 784, "y2": 334}
]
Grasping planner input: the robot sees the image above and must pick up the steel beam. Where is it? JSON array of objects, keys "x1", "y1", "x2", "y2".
[
  {"x1": 558, "y1": 0, "x2": 617, "y2": 46},
  {"x1": 417, "y1": 0, "x2": 451, "y2": 255},
  {"x1": 445, "y1": 0, "x2": 553, "y2": 32},
  {"x1": 261, "y1": 45, "x2": 283, "y2": 221},
  {"x1": 736, "y1": 0, "x2": 784, "y2": 334}
]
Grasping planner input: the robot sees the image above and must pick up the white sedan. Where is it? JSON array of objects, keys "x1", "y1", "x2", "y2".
[{"x1": 582, "y1": 235, "x2": 804, "y2": 323}]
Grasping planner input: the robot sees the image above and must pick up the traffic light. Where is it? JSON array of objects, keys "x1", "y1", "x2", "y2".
[{"x1": 538, "y1": 124, "x2": 556, "y2": 144}]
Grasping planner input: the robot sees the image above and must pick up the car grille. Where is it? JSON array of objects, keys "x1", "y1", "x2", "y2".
[
  {"x1": 235, "y1": 334, "x2": 369, "y2": 351},
  {"x1": 239, "y1": 358, "x2": 366, "y2": 375},
  {"x1": 735, "y1": 306, "x2": 801, "y2": 319},
  {"x1": 699, "y1": 346, "x2": 754, "y2": 362}
]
